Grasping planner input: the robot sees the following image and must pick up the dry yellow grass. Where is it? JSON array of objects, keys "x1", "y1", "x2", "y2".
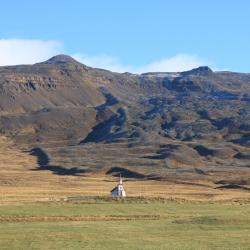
[{"x1": 0, "y1": 135, "x2": 250, "y2": 204}]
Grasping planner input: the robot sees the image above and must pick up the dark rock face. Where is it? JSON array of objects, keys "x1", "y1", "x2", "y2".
[
  {"x1": 41, "y1": 54, "x2": 81, "y2": 65},
  {"x1": 182, "y1": 66, "x2": 213, "y2": 76},
  {"x1": 0, "y1": 55, "x2": 250, "y2": 181}
]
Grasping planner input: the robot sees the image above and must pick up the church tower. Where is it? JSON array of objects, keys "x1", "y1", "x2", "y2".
[{"x1": 110, "y1": 174, "x2": 126, "y2": 197}]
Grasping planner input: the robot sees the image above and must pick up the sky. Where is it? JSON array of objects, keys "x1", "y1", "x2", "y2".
[{"x1": 0, "y1": 0, "x2": 249, "y2": 73}]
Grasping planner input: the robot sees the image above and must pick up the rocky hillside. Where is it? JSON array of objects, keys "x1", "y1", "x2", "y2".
[{"x1": 0, "y1": 55, "x2": 250, "y2": 185}]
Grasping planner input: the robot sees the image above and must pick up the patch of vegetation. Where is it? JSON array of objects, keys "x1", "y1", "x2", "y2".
[
  {"x1": 173, "y1": 216, "x2": 220, "y2": 225},
  {"x1": 0, "y1": 200, "x2": 250, "y2": 249}
]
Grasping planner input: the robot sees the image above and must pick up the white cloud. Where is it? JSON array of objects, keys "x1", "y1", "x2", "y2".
[
  {"x1": 72, "y1": 54, "x2": 134, "y2": 73},
  {"x1": 0, "y1": 39, "x2": 63, "y2": 66},
  {"x1": 0, "y1": 39, "x2": 210, "y2": 73},
  {"x1": 73, "y1": 53, "x2": 209, "y2": 74},
  {"x1": 138, "y1": 54, "x2": 208, "y2": 73}
]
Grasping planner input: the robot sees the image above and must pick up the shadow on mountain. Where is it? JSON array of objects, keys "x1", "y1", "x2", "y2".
[
  {"x1": 216, "y1": 184, "x2": 250, "y2": 191},
  {"x1": 232, "y1": 133, "x2": 250, "y2": 146},
  {"x1": 215, "y1": 179, "x2": 250, "y2": 185},
  {"x1": 234, "y1": 152, "x2": 250, "y2": 160},
  {"x1": 81, "y1": 108, "x2": 126, "y2": 143},
  {"x1": 29, "y1": 147, "x2": 50, "y2": 166},
  {"x1": 106, "y1": 167, "x2": 146, "y2": 179},
  {"x1": 106, "y1": 167, "x2": 164, "y2": 181},
  {"x1": 194, "y1": 168, "x2": 207, "y2": 175},
  {"x1": 95, "y1": 92, "x2": 119, "y2": 112},
  {"x1": 29, "y1": 147, "x2": 85, "y2": 176},
  {"x1": 194, "y1": 145, "x2": 214, "y2": 157},
  {"x1": 142, "y1": 152, "x2": 170, "y2": 160}
]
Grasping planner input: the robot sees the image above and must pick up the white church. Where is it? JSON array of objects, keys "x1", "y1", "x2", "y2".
[{"x1": 110, "y1": 174, "x2": 126, "y2": 197}]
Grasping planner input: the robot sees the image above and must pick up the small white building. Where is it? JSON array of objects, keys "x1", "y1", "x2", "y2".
[{"x1": 111, "y1": 174, "x2": 126, "y2": 197}]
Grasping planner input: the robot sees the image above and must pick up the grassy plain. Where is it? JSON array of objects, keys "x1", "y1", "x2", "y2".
[
  {"x1": 1, "y1": 135, "x2": 250, "y2": 204},
  {"x1": 0, "y1": 199, "x2": 250, "y2": 250},
  {"x1": 1, "y1": 135, "x2": 250, "y2": 249}
]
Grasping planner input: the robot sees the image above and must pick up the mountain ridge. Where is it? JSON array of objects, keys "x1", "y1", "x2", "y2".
[{"x1": 0, "y1": 55, "x2": 250, "y2": 185}]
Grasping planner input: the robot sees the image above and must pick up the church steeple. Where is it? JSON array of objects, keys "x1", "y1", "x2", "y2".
[
  {"x1": 111, "y1": 173, "x2": 126, "y2": 197},
  {"x1": 119, "y1": 173, "x2": 123, "y2": 185}
]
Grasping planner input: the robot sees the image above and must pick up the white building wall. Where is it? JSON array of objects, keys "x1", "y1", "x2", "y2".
[{"x1": 111, "y1": 184, "x2": 126, "y2": 197}]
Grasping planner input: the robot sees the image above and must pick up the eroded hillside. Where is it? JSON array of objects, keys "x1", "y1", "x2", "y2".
[{"x1": 0, "y1": 55, "x2": 250, "y2": 193}]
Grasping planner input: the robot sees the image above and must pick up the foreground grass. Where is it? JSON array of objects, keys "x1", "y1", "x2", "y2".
[{"x1": 0, "y1": 198, "x2": 249, "y2": 250}]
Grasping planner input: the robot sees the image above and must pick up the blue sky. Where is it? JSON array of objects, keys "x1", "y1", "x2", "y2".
[{"x1": 0, "y1": 0, "x2": 249, "y2": 73}]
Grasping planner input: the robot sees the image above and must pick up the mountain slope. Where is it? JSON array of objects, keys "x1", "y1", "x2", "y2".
[{"x1": 0, "y1": 55, "x2": 250, "y2": 186}]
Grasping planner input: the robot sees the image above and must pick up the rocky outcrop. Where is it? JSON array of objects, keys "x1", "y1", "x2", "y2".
[{"x1": 0, "y1": 55, "x2": 250, "y2": 181}]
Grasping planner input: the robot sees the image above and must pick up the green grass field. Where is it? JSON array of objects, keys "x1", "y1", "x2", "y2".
[{"x1": 0, "y1": 198, "x2": 250, "y2": 250}]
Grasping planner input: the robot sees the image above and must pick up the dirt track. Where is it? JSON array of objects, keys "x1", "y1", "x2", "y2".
[{"x1": 0, "y1": 214, "x2": 161, "y2": 222}]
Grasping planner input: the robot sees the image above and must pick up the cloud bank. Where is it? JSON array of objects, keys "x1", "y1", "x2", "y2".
[
  {"x1": 73, "y1": 53, "x2": 208, "y2": 73},
  {"x1": 0, "y1": 39, "x2": 63, "y2": 66},
  {"x1": 0, "y1": 39, "x2": 209, "y2": 73},
  {"x1": 72, "y1": 54, "x2": 134, "y2": 73},
  {"x1": 137, "y1": 54, "x2": 208, "y2": 73}
]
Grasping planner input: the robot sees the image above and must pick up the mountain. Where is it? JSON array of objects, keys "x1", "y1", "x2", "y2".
[{"x1": 0, "y1": 55, "x2": 250, "y2": 185}]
